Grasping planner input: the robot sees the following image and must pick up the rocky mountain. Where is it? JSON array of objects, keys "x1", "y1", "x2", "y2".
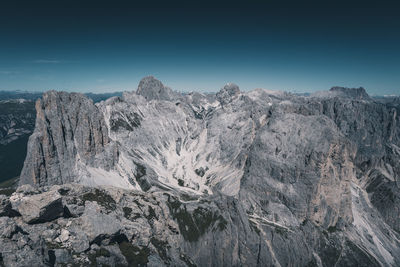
[
  {"x1": 0, "y1": 77, "x2": 399, "y2": 266},
  {"x1": 0, "y1": 92, "x2": 123, "y2": 184}
]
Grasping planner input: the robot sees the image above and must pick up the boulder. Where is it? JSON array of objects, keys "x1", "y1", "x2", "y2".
[{"x1": 11, "y1": 190, "x2": 64, "y2": 224}]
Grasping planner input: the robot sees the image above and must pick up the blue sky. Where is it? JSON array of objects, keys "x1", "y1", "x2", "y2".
[{"x1": 0, "y1": 0, "x2": 399, "y2": 95}]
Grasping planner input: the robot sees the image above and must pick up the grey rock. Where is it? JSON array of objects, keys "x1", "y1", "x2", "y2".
[
  {"x1": 15, "y1": 184, "x2": 38, "y2": 194},
  {"x1": 54, "y1": 248, "x2": 72, "y2": 264},
  {"x1": 59, "y1": 229, "x2": 69, "y2": 242},
  {"x1": 19, "y1": 91, "x2": 113, "y2": 187},
  {"x1": 216, "y1": 82, "x2": 240, "y2": 105},
  {"x1": 329, "y1": 86, "x2": 371, "y2": 99},
  {"x1": 11, "y1": 77, "x2": 400, "y2": 266},
  {"x1": 136, "y1": 75, "x2": 179, "y2": 101},
  {"x1": 10, "y1": 189, "x2": 64, "y2": 224}
]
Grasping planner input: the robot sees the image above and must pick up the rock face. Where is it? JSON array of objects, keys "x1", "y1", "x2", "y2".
[
  {"x1": 136, "y1": 76, "x2": 178, "y2": 101},
  {"x1": 7, "y1": 77, "x2": 400, "y2": 266},
  {"x1": 216, "y1": 82, "x2": 240, "y2": 105},
  {"x1": 0, "y1": 92, "x2": 123, "y2": 184},
  {"x1": 329, "y1": 86, "x2": 371, "y2": 100},
  {"x1": 19, "y1": 91, "x2": 117, "y2": 187}
]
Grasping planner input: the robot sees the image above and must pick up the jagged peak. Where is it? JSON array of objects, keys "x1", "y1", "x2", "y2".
[
  {"x1": 136, "y1": 76, "x2": 177, "y2": 101},
  {"x1": 221, "y1": 83, "x2": 240, "y2": 95},
  {"x1": 329, "y1": 86, "x2": 370, "y2": 100},
  {"x1": 216, "y1": 83, "x2": 240, "y2": 104},
  {"x1": 40, "y1": 90, "x2": 93, "y2": 108}
]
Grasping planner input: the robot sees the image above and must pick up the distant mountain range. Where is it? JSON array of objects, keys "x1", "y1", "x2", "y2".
[{"x1": 0, "y1": 90, "x2": 123, "y2": 102}]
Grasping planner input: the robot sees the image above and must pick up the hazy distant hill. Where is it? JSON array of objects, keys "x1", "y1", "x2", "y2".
[{"x1": 0, "y1": 90, "x2": 123, "y2": 102}]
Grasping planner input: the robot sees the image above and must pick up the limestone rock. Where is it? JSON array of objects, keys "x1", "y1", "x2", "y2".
[
  {"x1": 330, "y1": 86, "x2": 371, "y2": 100},
  {"x1": 12, "y1": 77, "x2": 400, "y2": 266},
  {"x1": 136, "y1": 76, "x2": 178, "y2": 101},
  {"x1": 10, "y1": 190, "x2": 64, "y2": 224},
  {"x1": 216, "y1": 82, "x2": 240, "y2": 105}
]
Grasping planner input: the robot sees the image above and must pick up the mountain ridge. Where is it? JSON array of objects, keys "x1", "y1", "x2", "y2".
[{"x1": 0, "y1": 76, "x2": 399, "y2": 266}]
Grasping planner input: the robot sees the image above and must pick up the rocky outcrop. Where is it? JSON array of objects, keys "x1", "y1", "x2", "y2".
[
  {"x1": 329, "y1": 86, "x2": 371, "y2": 100},
  {"x1": 19, "y1": 91, "x2": 116, "y2": 187},
  {"x1": 136, "y1": 76, "x2": 178, "y2": 101},
  {"x1": 0, "y1": 93, "x2": 124, "y2": 184},
  {"x1": 0, "y1": 183, "x2": 398, "y2": 266},
  {"x1": 216, "y1": 83, "x2": 240, "y2": 105},
  {"x1": 10, "y1": 185, "x2": 65, "y2": 224},
  {"x1": 13, "y1": 76, "x2": 400, "y2": 266}
]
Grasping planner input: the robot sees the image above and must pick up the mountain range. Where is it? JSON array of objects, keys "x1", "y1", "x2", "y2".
[{"x1": 0, "y1": 77, "x2": 399, "y2": 266}]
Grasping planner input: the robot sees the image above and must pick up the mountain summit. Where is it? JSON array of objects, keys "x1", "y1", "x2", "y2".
[
  {"x1": 216, "y1": 82, "x2": 240, "y2": 104},
  {"x1": 136, "y1": 76, "x2": 177, "y2": 101},
  {"x1": 330, "y1": 86, "x2": 371, "y2": 99}
]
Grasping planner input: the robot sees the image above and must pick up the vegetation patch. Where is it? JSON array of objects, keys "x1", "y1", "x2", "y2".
[
  {"x1": 118, "y1": 241, "x2": 150, "y2": 267},
  {"x1": 216, "y1": 216, "x2": 228, "y2": 231},
  {"x1": 88, "y1": 247, "x2": 111, "y2": 267},
  {"x1": 166, "y1": 196, "x2": 228, "y2": 242},
  {"x1": 327, "y1": 225, "x2": 338, "y2": 233},
  {"x1": 57, "y1": 188, "x2": 70, "y2": 196},
  {"x1": 146, "y1": 206, "x2": 157, "y2": 221},
  {"x1": 194, "y1": 167, "x2": 206, "y2": 177},
  {"x1": 133, "y1": 199, "x2": 144, "y2": 208},
  {"x1": 110, "y1": 118, "x2": 134, "y2": 131},
  {"x1": 46, "y1": 241, "x2": 64, "y2": 250},
  {"x1": 275, "y1": 226, "x2": 288, "y2": 238},
  {"x1": 180, "y1": 193, "x2": 198, "y2": 202},
  {"x1": 150, "y1": 237, "x2": 170, "y2": 263},
  {"x1": 80, "y1": 189, "x2": 116, "y2": 210},
  {"x1": 301, "y1": 219, "x2": 309, "y2": 226},
  {"x1": 133, "y1": 163, "x2": 151, "y2": 191},
  {"x1": 123, "y1": 206, "x2": 143, "y2": 221},
  {"x1": 123, "y1": 207, "x2": 132, "y2": 219},
  {"x1": 109, "y1": 111, "x2": 141, "y2": 132}
]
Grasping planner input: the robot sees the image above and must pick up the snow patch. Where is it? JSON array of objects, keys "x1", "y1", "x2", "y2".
[{"x1": 79, "y1": 167, "x2": 135, "y2": 190}]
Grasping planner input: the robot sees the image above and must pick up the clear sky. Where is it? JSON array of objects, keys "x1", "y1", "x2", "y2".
[{"x1": 0, "y1": 0, "x2": 399, "y2": 95}]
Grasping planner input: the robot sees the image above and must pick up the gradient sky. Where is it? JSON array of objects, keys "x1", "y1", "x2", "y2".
[{"x1": 0, "y1": 0, "x2": 399, "y2": 95}]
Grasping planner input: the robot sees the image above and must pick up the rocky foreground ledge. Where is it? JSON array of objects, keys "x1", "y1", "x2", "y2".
[
  {"x1": 0, "y1": 184, "x2": 232, "y2": 266},
  {"x1": 1, "y1": 182, "x2": 400, "y2": 266}
]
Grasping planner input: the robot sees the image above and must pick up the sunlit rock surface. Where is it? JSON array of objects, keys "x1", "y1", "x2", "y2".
[{"x1": 5, "y1": 77, "x2": 400, "y2": 266}]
